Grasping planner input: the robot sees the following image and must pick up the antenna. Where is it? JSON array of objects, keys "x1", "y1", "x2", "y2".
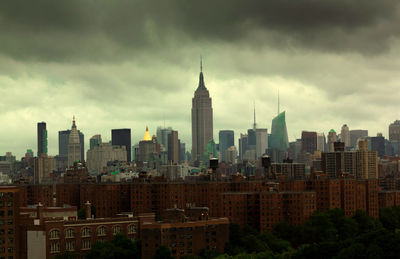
[
  {"x1": 278, "y1": 89, "x2": 280, "y2": 115},
  {"x1": 253, "y1": 100, "x2": 257, "y2": 130},
  {"x1": 200, "y1": 55, "x2": 203, "y2": 72}
]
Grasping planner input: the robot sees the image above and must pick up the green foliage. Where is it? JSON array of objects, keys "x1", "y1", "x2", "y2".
[
  {"x1": 77, "y1": 208, "x2": 85, "y2": 219},
  {"x1": 220, "y1": 207, "x2": 400, "y2": 259},
  {"x1": 52, "y1": 251, "x2": 78, "y2": 259},
  {"x1": 152, "y1": 245, "x2": 174, "y2": 259},
  {"x1": 84, "y1": 234, "x2": 140, "y2": 259},
  {"x1": 80, "y1": 207, "x2": 400, "y2": 259},
  {"x1": 77, "y1": 205, "x2": 96, "y2": 219}
]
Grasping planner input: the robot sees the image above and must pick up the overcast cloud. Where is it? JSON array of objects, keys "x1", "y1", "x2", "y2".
[{"x1": 1, "y1": 0, "x2": 400, "y2": 158}]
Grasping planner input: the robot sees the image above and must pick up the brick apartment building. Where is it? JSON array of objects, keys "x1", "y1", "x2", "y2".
[{"x1": 16, "y1": 203, "x2": 227, "y2": 259}]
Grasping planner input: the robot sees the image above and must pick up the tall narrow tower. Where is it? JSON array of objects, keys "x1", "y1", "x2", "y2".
[
  {"x1": 191, "y1": 58, "x2": 213, "y2": 164},
  {"x1": 37, "y1": 122, "x2": 47, "y2": 157},
  {"x1": 68, "y1": 116, "x2": 82, "y2": 166}
]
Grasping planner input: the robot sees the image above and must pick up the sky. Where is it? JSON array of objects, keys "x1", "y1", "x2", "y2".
[{"x1": 1, "y1": 0, "x2": 400, "y2": 158}]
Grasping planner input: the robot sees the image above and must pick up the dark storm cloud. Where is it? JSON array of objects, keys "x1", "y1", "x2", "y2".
[{"x1": 0, "y1": 0, "x2": 399, "y2": 61}]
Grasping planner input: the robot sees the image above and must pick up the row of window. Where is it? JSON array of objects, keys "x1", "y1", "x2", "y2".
[
  {"x1": 50, "y1": 240, "x2": 91, "y2": 253},
  {"x1": 0, "y1": 211, "x2": 13, "y2": 217},
  {"x1": 49, "y1": 224, "x2": 136, "y2": 239},
  {"x1": 0, "y1": 202, "x2": 13, "y2": 208}
]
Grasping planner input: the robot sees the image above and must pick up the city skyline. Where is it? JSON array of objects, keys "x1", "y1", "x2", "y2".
[{"x1": 1, "y1": 1, "x2": 400, "y2": 158}]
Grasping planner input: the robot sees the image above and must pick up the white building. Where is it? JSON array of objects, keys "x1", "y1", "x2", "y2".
[
  {"x1": 256, "y1": 128, "x2": 268, "y2": 159},
  {"x1": 86, "y1": 143, "x2": 127, "y2": 174},
  {"x1": 225, "y1": 146, "x2": 238, "y2": 164},
  {"x1": 317, "y1": 133, "x2": 326, "y2": 152},
  {"x1": 341, "y1": 124, "x2": 350, "y2": 147},
  {"x1": 67, "y1": 117, "x2": 82, "y2": 166}
]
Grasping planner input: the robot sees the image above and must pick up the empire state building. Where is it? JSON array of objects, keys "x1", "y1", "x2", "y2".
[{"x1": 191, "y1": 60, "x2": 213, "y2": 164}]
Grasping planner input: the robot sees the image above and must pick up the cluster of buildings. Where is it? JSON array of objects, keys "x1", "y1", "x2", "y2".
[
  {"x1": 1, "y1": 185, "x2": 228, "y2": 259},
  {"x1": 2, "y1": 61, "x2": 400, "y2": 258}
]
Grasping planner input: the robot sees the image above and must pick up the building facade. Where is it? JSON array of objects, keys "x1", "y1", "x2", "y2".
[
  {"x1": 86, "y1": 143, "x2": 127, "y2": 174},
  {"x1": 67, "y1": 117, "x2": 82, "y2": 167},
  {"x1": 37, "y1": 122, "x2": 47, "y2": 157},
  {"x1": 111, "y1": 129, "x2": 131, "y2": 163},
  {"x1": 256, "y1": 129, "x2": 268, "y2": 159},
  {"x1": 191, "y1": 63, "x2": 213, "y2": 164},
  {"x1": 219, "y1": 130, "x2": 234, "y2": 162},
  {"x1": 341, "y1": 124, "x2": 350, "y2": 147}
]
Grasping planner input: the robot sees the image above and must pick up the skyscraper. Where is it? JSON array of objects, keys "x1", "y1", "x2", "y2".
[
  {"x1": 156, "y1": 127, "x2": 173, "y2": 152},
  {"x1": 389, "y1": 120, "x2": 400, "y2": 142},
  {"x1": 270, "y1": 111, "x2": 289, "y2": 161},
  {"x1": 111, "y1": 128, "x2": 131, "y2": 162},
  {"x1": 341, "y1": 124, "x2": 350, "y2": 147},
  {"x1": 90, "y1": 135, "x2": 102, "y2": 150},
  {"x1": 301, "y1": 131, "x2": 317, "y2": 154},
  {"x1": 389, "y1": 120, "x2": 400, "y2": 154},
  {"x1": 180, "y1": 142, "x2": 186, "y2": 163},
  {"x1": 238, "y1": 133, "x2": 248, "y2": 162},
  {"x1": 255, "y1": 128, "x2": 268, "y2": 159},
  {"x1": 191, "y1": 60, "x2": 213, "y2": 164},
  {"x1": 316, "y1": 133, "x2": 326, "y2": 152},
  {"x1": 37, "y1": 122, "x2": 47, "y2": 157},
  {"x1": 371, "y1": 133, "x2": 385, "y2": 158},
  {"x1": 59, "y1": 130, "x2": 84, "y2": 162},
  {"x1": 350, "y1": 129, "x2": 368, "y2": 148},
  {"x1": 67, "y1": 117, "x2": 81, "y2": 166},
  {"x1": 168, "y1": 130, "x2": 180, "y2": 164},
  {"x1": 219, "y1": 130, "x2": 234, "y2": 162},
  {"x1": 327, "y1": 129, "x2": 338, "y2": 152}
]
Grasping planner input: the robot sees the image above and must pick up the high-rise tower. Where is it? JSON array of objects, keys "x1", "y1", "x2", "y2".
[
  {"x1": 67, "y1": 116, "x2": 82, "y2": 166},
  {"x1": 37, "y1": 122, "x2": 47, "y2": 157},
  {"x1": 111, "y1": 128, "x2": 131, "y2": 162},
  {"x1": 191, "y1": 59, "x2": 213, "y2": 164},
  {"x1": 341, "y1": 124, "x2": 350, "y2": 147}
]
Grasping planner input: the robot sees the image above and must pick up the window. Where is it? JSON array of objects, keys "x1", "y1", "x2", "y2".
[
  {"x1": 65, "y1": 228, "x2": 75, "y2": 238},
  {"x1": 82, "y1": 239, "x2": 91, "y2": 250},
  {"x1": 7, "y1": 202, "x2": 12, "y2": 207},
  {"x1": 97, "y1": 226, "x2": 106, "y2": 236},
  {"x1": 49, "y1": 229, "x2": 60, "y2": 240},
  {"x1": 7, "y1": 211, "x2": 12, "y2": 217},
  {"x1": 81, "y1": 227, "x2": 91, "y2": 237},
  {"x1": 7, "y1": 247, "x2": 12, "y2": 253},
  {"x1": 7, "y1": 229, "x2": 12, "y2": 235},
  {"x1": 66, "y1": 241, "x2": 75, "y2": 251},
  {"x1": 113, "y1": 225, "x2": 122, "y2": 235},
  {"x1": 128, "y1": 224, "x2": 136, "y2": 234},
  {"x1": 0, "y1": 239, "x2": 3, "y2": 245},
  {"x1": 7, "y1": 220, "x2": 12, "y2": 226},
  {"x1": 50, "y1": 242, "x2": 60, "y2": 253}
]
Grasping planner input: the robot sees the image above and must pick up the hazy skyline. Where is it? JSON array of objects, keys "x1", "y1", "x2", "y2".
[{"x1": 1, "y1": 0, "x2": 400, "y2": 158}]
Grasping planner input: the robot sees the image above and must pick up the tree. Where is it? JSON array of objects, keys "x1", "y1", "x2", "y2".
[
  {"x1": 84, "y1": 234, "x2": 140, "y2": 259},
  {"x1": 52, "y1": 251, "x2": 78, "y2": 259},
  {"x1": 152, "y1": 245, "x2": 174, "y2": 259}
]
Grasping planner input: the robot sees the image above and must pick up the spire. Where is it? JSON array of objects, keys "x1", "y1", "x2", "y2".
[
  {"x1": 72, "y1": 115, "x2": 76, "y2": 128},
  {"x1": 143, "y1": 126, "x2": 151, "y2": 141},
  {"x1": 197, "y1": 56, "x2": 207, "y2": 90},
  {"x1": 278, "y1": 89, "x2": 280, "y2": 115},
  {"x1": 200, "y1": 55, "x2": 203, "y2": 72},
  {"x1": 253, "y1": 101, "x2": 257, "y2": 130}
]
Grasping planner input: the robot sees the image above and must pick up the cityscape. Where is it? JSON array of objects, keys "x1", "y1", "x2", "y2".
[{"x1": 2, "y1": 1, "x2": 400, "y2": 259}]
